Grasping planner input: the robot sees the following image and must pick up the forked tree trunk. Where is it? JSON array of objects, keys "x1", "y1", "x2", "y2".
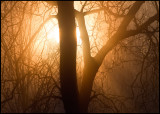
[
  {"x1": 79, "y1": 58, "x2": 99, "y2": 113},
  {"x1": 76, "y1": 11, "x2": 100, "y2": 113},
  {"x1": 58, "y1": 1, "x2": 99, "y2": 113}
]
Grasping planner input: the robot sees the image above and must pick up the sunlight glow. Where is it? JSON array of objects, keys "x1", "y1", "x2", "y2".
[
  {"x1": 45, "y1": 20, "x2": 82, "y2": 44},
  {"x1": 47, "y1": 26, "x2": 59, "y2": 43},
  {"x1": 76, "y1": 27, "x2": 82, "y2": 45},
  {"x1": 34, "y1": 19, "x2": 83, "y2": 58}
]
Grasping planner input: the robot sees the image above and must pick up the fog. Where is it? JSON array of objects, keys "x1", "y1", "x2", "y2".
[{"x1": 1, "y1": 1, "x2": 159, "y2": 113}]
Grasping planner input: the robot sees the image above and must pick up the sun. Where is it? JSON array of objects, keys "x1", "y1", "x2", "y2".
[
  {"x1": 44, "y1": 19, "x2": 82, "y2": 44},
  {"x1": 34, "y1": 19, "x2": 82, "y2": 58},
  {"x1": 47, "y1": 25, "x2": 60, "y2": 43},
  {"x1": 43, "y1": 19, "x2": 59, "y2": 43}
]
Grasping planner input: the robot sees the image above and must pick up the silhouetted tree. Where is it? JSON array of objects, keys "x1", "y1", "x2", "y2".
[
  {"x1": 1, "y1": 1, "x2": 159, "y2": 113},
  {"x1": 57, "y1": 1, "x2": 159, "y2": 113},
  {"x1": 57, "y1": 1, "x2": 79, "y2": 113}
]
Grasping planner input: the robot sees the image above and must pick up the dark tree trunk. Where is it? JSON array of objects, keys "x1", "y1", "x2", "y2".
[
  {"x1": 76, "y1": 12, "x2": 99, "y2": 113},
  {"x1": 57, "y1": 1, "x2": 79, "y2": 113},
  {"x1": 58, "y1": 2, "x2": 100, "y2": 113},
  {"x1": 79, "y1": 58, "x2": 99, "y2": 113}
]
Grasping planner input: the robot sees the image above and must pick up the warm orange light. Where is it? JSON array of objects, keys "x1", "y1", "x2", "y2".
[
  {"x1": 45, "y1": 20, "x2": 82, "y2": 44},
  {"x1": 76, "y1": 27, "x2": 82, "y2": 45},
  {"x1": 44, "y1": 20, "x2": 59, "y2": 43},
  {"x1": 33, "y1": 19, "x2": 82, "y2": 59},
  {"x1": 47, "y1": 25, "x2": 59, "y2": 43}
]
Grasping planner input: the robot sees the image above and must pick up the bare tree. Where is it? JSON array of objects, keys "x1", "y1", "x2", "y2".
[
  {"x1": 1, "y1": 1, "x2": 159, "y2": 113},
  {"x1": 58, "y1": 1, "x2": 79, "y2": 113}
]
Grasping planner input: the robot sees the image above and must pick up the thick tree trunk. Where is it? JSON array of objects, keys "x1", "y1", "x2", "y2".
[
  {"x1": 76, "y1": 12, "x2": 99, "y2": 113},
  {"x1": 58, "y1": 1, "x2": 79, "y2": 113},
  {"x1": 58, "y1": 2, "x2": 100, "y2": 113},
  {"x1": 79, "y1": 58, "x2": 99, "y2": 113}
]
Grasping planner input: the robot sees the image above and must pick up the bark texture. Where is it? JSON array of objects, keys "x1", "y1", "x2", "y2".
[{"x1": 58, "y1": 1, "x2": 79, "y2": 113}]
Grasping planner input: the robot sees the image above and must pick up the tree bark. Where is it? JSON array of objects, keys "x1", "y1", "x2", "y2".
[
  {"x1": 58, "y1": 1, "x2": 154, "y2": 113},
  {"x1": 58, "y1": 1, "x2": 79, "y2": 113},
  {"x1": 79, "y1": 57, "x2": 99, "y2": 112},
  {"x1": 76, "y1": 13, "x2": 99, "y2": 112}
]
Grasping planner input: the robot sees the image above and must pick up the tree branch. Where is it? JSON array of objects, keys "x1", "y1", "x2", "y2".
[
  {"x1": 80, "y1": 1, "x2": 87, "y2": 12},
  {"x1": 1, "y1": 1, "x2": 18, "y2": 20},
  {"x1": 84, "y1": 8, "x2": 104, "y2": 16},
  {"x1": 117, "y1": 1, "x2": 145, "y2": 32},
  {"x1": 76, "y1": 2, "x2": 145, "y2": 65},
  {"x1": 76, "y1": 12, "x2": 91, "y2": 64},
  {"x1": 94, "y1": 12, "x2": 158, "y2": 66},
  {"x1": 17, "y1": 15, "x2": 57, "y2": 62}
]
